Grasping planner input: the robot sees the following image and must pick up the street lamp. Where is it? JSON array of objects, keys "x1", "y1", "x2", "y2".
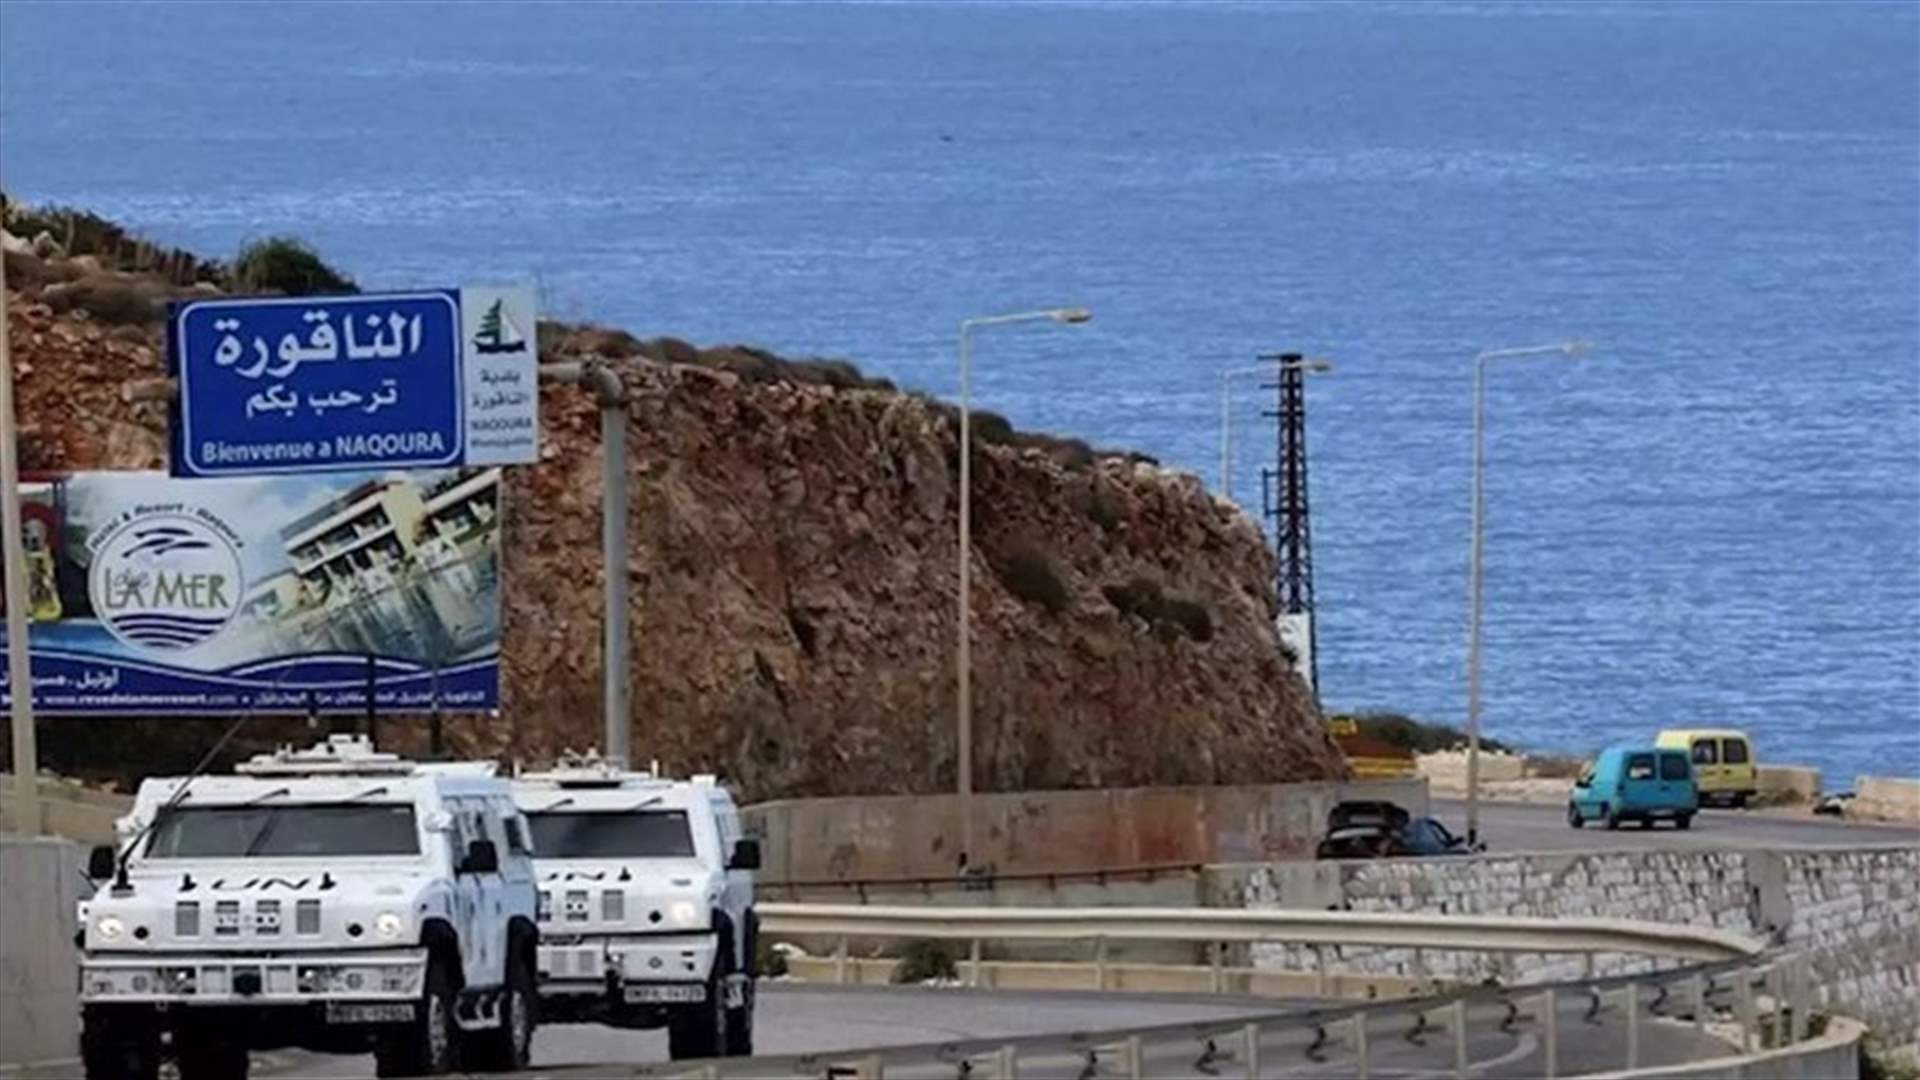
[
  {"x1": 1464, "y1": 339, "x2": 1592, "y2": 849},
  {"x1": 1217, "y1": 356, "x2": 1332, "y2": 499},
  {"x1": 956, "y1": 306, "x2": 1091, "y2": 873}
]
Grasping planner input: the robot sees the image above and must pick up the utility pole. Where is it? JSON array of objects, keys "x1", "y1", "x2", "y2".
[{"x1": 1260, "y1": 353, "x2": 1329, "y2": 700}]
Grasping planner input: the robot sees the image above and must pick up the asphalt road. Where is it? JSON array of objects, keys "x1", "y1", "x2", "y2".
[{"x1": 1432, "y1": 797, "x2": 1920, "y2": 854}]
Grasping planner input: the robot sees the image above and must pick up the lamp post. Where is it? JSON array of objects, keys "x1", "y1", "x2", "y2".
[
  {"x1": 1217, "y1": 357, "x2": 1332, "y2": 500},
  {"x1": 1465, "y1": 340, "x2": 1591, "y2": 849},
  {"x1": 957, "y1": 306, "x2": 1091, "y2": 873}
]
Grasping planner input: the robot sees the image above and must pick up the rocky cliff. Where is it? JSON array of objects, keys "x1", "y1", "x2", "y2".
[{"x1": 1, "y1": 218, "x2": 1346, "y2": 798}]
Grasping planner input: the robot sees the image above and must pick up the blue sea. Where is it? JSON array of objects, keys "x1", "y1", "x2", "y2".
[{"x1": 2, "y1": 2, "x2": 1915, "y2": 786}]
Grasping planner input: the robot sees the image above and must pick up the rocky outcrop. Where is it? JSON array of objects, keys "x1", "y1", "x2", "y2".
[{"x1": 1, "y1": 230, "x2": 1346, "y2": 799}]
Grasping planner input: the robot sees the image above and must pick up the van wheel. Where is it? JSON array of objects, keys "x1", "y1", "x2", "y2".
[
  {"x1": 375, "y1": 960, "x2": 458, "y2": 1077},
  {"x1": 1676, "y1": 813, "x2": 1694, "y2": 830},
  {"x1": 81, "y1": 1007, "x2": 159, "y2": 1080},
  {"x1": 1566, "y1": 803, "x2": 1584, "y2": 829},
  {"x1": 1603, "y1": 806, "x2": 1621, "y2": 830},
  {"x1": 1731, "y1": 793, "x2": 1749, "y2": 810}
]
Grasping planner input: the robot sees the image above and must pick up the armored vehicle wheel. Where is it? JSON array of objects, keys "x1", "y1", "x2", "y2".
[
  {"x1": 81, "y1": 1006, "x2": 159, "y2": 1080},
  {"x1": 465, "y1": 956, "x2": 535, "y2": 1072},
  {"x1": 375, "y1": 960, "x2": 458, "y2": 1077},
  {"x1": 175, "y1": 1023, "x2": 249, "y2": 1080},
  {"x1": 667, "y1": 964, "x2": 729, "y2": 1060}
]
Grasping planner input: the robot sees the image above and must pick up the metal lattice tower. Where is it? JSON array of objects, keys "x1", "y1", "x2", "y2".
[{"x1": 1260, "y1": 352, "x2": 1318, "y2": 695}]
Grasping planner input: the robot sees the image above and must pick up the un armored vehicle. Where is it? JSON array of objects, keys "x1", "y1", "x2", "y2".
[
  {"x1": 77, "y1": 735, "x2": 539, "y2": 1079},
  {"x1": 510, "y1": 755, "x2": 759, "y2": 1060}
]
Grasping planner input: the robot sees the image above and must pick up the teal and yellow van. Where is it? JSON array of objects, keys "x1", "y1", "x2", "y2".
[{"x1": 1567, "y1": 745, "x2": 1699, "y2": 830}]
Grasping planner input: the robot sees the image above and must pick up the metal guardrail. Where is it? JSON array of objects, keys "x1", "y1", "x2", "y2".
[
  {"x1": 525, "y1": 904, "x2": 1809, "y2": 1080},
  {"x1": 758, "y1": 862, "x2": 1203, "y2": 900},
  {"x1": 758, "y1": 902, "x2": 1765, "y2": 966}
]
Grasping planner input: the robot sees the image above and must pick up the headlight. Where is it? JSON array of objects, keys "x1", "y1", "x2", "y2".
[
  {"x1": 95, "y1": 915, "x2": 128, "y2": 942},
  {"x1": 668, "y1": 901, "x2": 699, "y2": 927},
  {"x1": 373, "y1": 912, "x2": 406, "y2": 941}
]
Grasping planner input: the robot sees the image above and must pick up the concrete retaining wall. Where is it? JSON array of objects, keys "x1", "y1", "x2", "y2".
[
  {"x1": 746, "y1": 778, "x2": 1428, "y2": 883},
  {"x1": 0, "y1": 837, "x2": 83, "y2": 1067},
  {"x1": 0, "y1": 774, "x2": 130, "y2": 845},
  {"x1": 1214, "y1": 844, "x2": 1919, "y2": 1062}
]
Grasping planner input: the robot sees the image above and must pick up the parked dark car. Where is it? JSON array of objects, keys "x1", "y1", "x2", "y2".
[{"x1": 1314, "y1": 800, "x2": 1482, "y2": 859}]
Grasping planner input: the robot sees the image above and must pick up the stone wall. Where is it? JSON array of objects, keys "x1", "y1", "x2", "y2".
[{"x1": 1213, "y1": 843, "x2": 1919, "y2": 1060}]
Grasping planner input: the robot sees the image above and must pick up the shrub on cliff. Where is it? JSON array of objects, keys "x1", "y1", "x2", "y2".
[
  {"x1": 1102, "y1": 577, "x2": 1213, "y2": 642},
  {"x1": 233, "y1": 236, "x2": 358, "y2": 296},
  {"x1": 41, "y1": 276, "x2": 164, "y2": 326},
  {"x1": 1002, "y1": 546, "x2": 1072, "y2": 614},
  {"x1": 1329, "y1": 712, "x2": 1513, "y2": 755}
]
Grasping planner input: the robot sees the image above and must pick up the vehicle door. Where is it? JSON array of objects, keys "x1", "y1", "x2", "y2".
[
  {"x1": 706, "y1": 801, "x2": 747, "y2": 972},
  {"x1": 448, "y1": 797, "x2": 492, "y2": 988},
  {"x1": 1689, "y1": 738, "x2": 1722, "y2": 796},
  {"x1": 1658, "y1": 752, "x2": 1696, "y2": 811},
  {"x1": 1623, "y1": 753, "x2": 1659, "y2": 811},
  {"x1": 1572, "y1": 762, "x2": 1598, "y2": 813},
  {"x1": 1720, "y1": 737, "x2": 1754, "y2": 794}
]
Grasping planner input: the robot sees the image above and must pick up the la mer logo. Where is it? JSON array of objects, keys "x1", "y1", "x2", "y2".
[{"x1": 89, "y1": 510, "x2": 244, "y2": 652}]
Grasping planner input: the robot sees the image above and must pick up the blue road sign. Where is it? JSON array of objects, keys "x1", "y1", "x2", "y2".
[{"x1": 171, "y1": 292, "x2": 465, "y2": 477}]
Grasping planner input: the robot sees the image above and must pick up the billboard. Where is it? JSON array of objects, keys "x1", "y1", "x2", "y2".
[{"x1": 0, "y1": 468, "x2": 501, "y2": 714}]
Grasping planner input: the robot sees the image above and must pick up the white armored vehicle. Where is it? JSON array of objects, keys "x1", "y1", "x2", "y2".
[
  {"x1": 511, "y1": 754, "x2": 759, "y2": 1060},
  {"x1": 76, "y1": 735, "x2": 540, "y2": 1079}
]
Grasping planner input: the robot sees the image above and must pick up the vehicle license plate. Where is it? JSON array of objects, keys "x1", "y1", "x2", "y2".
[
  {"x1": 625, "y1": 984, "x2": 706, "y2": 1004},
  {"x1": 324, "y1": 1002, "x2": 416, "y2": 1024}
]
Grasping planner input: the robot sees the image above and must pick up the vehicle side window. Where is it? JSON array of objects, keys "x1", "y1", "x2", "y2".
[
  {"x1": 1660, "y1": 754, "x2": 1691, "y2": 781},
  {"x1": 1627, "y1": 754, "x2": 1656, "y2": 781},
  {"x1": 1406, "y1": 821, "x2": 1442, "y2": 854},
  {"x1": 479, "y1": 800, "x2": 510, "y2": 853},
  {"x1": 1691, "y1": 741, "x2": 1718, "y2": 765},
  {"x1": 503, "y1": 813, "x2": 530, "y2": 856},
  {"x1": 451, "y1": 797, "x2": 489, "y2": 854},
  {"x1": 1723, "y1": 739, "x2": 1749, "y2": 765}
]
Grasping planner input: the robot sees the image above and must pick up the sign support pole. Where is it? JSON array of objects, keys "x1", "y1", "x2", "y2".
[
  {"x1": 601, "y1": 381, "x2": 630, "y2": 768},
  {"x1": 532, "y1": 362, "x2": 630, "y2": 766},
  {"x1": 0, "y1": 246, "x2": 43, "y2": 835}
]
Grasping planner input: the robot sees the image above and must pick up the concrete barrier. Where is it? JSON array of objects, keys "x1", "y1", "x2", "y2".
[
  {"x1": 0, "y1": 837, "x2": 83, "y2": 1068},
  {"x1": 745, "y1": 778, "x2": 1428, "y2": 883},
  {"x1": 1757, "y1": 765, "x2": 1822, "y2": 804},
  {"x1": 1416, "y1": 749, "x2": 1526, "y2": 785},
  {"x1": 1852, "y1": 776, "x2": 1920, "y2": 825}
]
